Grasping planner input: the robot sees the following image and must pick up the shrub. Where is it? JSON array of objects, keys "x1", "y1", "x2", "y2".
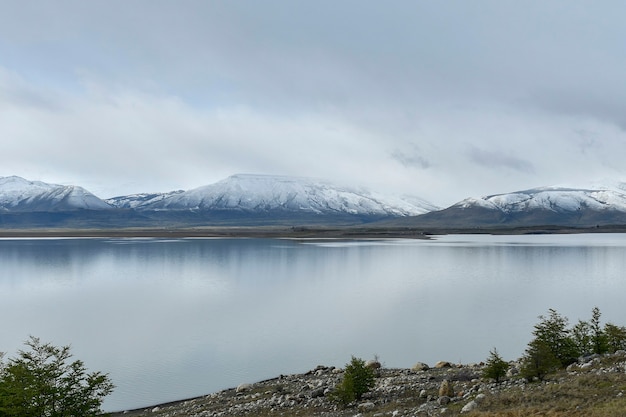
[
  {"x1": 571, "y1": 319, "x2": 593, "y2": 356},
  {"x1": 330, "y1": 356, "x2": 376, "y2": 406},
  {"x1": 482, "y1": 348, "x2": 508, "y2": 383},
  {"x1": 589, "y1": 306, "x2": 609, "y2": 355},
  {"x1": 531, "y1": 308, "x2": 578, "y2": 367},
  {"x1": 520, "y1": 338, "x2": 560, "y2": 381},
  {"x1": 0, "y1": 336, "x2": 114, "y2": 417},
  {"x1": 520, "y1": 308, "x2": 626, "y2": 381},
  {"x1": 604, "y1": 323, "x2": 626, "y2": 353}
]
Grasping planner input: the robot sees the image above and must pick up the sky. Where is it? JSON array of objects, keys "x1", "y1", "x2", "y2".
[{"x1": 1, "y1": 1, "x2": 626, "y2": 206}]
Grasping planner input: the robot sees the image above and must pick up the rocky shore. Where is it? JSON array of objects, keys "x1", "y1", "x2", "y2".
[{"x1": 111, "y1": 351, "x2": 626, "y2": 417}]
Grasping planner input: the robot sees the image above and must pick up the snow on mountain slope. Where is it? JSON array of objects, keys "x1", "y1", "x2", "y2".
[
  {"x1": 130, "y1": 174, "x2": 438, "y2": 216},
  {"x1": 106, "y1": 190, "x2": 185, "y2": 209},
  {"x1": 0, "y1": 176, "x2": 112, "y2": 211},
  {"x1": 454, "y1": 185, "x2": 626, "y2": 213}
]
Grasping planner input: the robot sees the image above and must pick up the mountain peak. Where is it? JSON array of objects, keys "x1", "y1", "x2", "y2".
[
  {"x1": 0, "y1": 176, "x2": 112, "y2": 212},
  {"x1": 406, "y1": 183, "x2": 626, "y2": 228},
  {"x1": 108, "y1": 174, "x2": 438, "y2": 217}
]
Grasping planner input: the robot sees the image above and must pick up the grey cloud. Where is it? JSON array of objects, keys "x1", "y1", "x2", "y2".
[
  {"x1": 2, "y1": 1, "x2": 626, "y2": 206},
  {"x1": 467, "y1": 146, "x2": 534, "y2": 174},
  {"x1": 391, "y1": 147, "x2": 430, "y2": 169},
  {"x1": 3, "y1": 1, "x2": 626, "y2": 115},
  {"x1": 0, "y1": 70, "x2": 63, "y2": 111},
  {"x1": 530, "y1": 90, "x2": 626, "y2": 132},
  {"x1": 573, "y1": 128, "x2": 601, "y2": 154}
]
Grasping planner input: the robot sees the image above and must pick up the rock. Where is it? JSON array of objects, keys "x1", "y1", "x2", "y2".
[
  {"x1": 438, "y1": 396, "x2": 451, "y2": 405},
  {"x1": 506, "y1": 366, "x2": 519, "y2": 377},
  {"x1": 236, "y1": 383, "x2": 252, "y2": 393},
  {"x1": 439, "y1": 379, "x2": 454, "y2": 397},
  {"x1": 419, "y1": 389, "x2": 428, "y2": 398},
  {"x1": 366, "y1": 359, "x2": 382, "y2": 370},
  {"x1": 358, "y1": 402, "x2": 376, "y2": 411},
  {"x1": 412, "y1": 362, "x2": 430, "y2": 371},
  {"x1": 151, "y1": 407, "x2": 160, "y2": 413},
  {"x1": 435, "y1": 361, "x2": 452, "y2": 368},
  {"x1": 475, "y1": 393, "x2": 486, "y2": 404},
  {"x1": 461, "y1": 400, "x2": 478, "y2": 413},
  {"x1": 310, "y1": 387, "x2": 325, "y2": 398}
]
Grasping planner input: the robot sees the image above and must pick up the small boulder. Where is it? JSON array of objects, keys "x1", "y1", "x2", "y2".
[
  {"x1": 435, "y1": 361, "x2": 452, "y2": 368},
  {"x1": 366, "y1": 359, "x2": 382, "y2": 370},
  {"x1": 461, "y1": 400, "x2": 478, "y2": 413},
  {"x1": 412, "y1": 362, "x2": 430, "y2": 371},
  {"x1": 310, "y1": 387, "x2": 325, "y2": 398},
  {"x1": 358, "y1": 402, "x2": 376, "y2": 412},
  {"x1": 236, "y1": 383, "x2": 252, "y2": 393},
  {"x1": 506, "y1": 366, "x2": 519, "y2": 377},
  {"x1": 438, "y1": 379, "x2": 454, "y2": 397}
]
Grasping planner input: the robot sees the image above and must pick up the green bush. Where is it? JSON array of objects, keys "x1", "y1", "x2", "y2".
[
  {"x1": 330, "y1": 356, "x2": 376, "y2": 406},
  {"x1": 519, "y1": 307, "x2": 626, "y2": 381},
  {"x1": 482, "y1": 348, "x2": 508, "y2": 383},
  {"x1": 520, "y1": 338, "x2": 561, "y2": 381},
  {"x1": 604, "y1": 323, "x2": 626, "y2": 352},
  {"x1": 530, "y1": 308, "x2": 579, "y2": 367},
  {"x1": 0, "y1": 336, "x2": 114, "y2": 417}
]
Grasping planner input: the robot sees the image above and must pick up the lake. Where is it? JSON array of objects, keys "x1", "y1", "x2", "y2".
[{"x1": 1, "y1": 234, "x2": 626, "y2": 411}]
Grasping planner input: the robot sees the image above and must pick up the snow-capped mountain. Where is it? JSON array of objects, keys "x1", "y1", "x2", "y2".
[
  {"x1": 454, "y1": 185, "x2": 626, "y2": 214},
  {"x1": 106, "y1": 190, "x2": 185, "y2": 209},
  {"x1": 401, "y1": 183, "x2": 626, "y2": 228},
  {"x1": 109, "y1": 174, "x2": 438, "y2": 217},
  {"x1": 0, "y1": 176, "x2": 112, "y2": 212},
  {"x1": 10, "y1": 173, "x2": 626, "y2": 229}
]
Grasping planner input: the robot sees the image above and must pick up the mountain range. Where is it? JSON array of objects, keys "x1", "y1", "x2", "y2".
[
  {"x1": 0, "y1": 174, "x2": 437, "y2": 228},
  {"x1": 2, "y1": 174, "x2": 626, "y2": 229},
  {"x1": 388, "y1": 183, "x2": 626, "y2": 228}
]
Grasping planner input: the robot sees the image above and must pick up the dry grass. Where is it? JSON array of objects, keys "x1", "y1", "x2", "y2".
[{"x1": 470, "y1": 368, "x2": 626, "y2": 417}]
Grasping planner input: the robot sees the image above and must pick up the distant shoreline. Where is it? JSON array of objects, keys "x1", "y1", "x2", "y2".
[{"x1": 1, "y1": 225, "x2": 626, "y2": 239}]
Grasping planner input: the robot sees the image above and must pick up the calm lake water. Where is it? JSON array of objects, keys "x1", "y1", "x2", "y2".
[{"x1": 1, "y1": 234, "x2": 626, "y2": 411}]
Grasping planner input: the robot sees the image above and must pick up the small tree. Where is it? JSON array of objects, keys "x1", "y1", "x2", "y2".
[
  {"x1": 0, "y1": 336, "x2": 114, "y2": 417},
  {"x1": 589, "y1": 307, "x2": 609, "y2": 354},
  {"x1": 520, "y1": 338, "x2": 560, "y2": 381},
  {"x1": 482, "y1": 348, "x2": 508, "y2": 383},
  {"x1": 571, "y1": 319, "x2": 592, "y2": 356},
  {"x1": 330, "y1": 356, "x2": 376, "y2": 406},
  {"x1": 604, "y1": 323, "x2": 626, "y2": 353},
  {"x1": 532, "y1": 309, "x2": 578, "y2": 367}
]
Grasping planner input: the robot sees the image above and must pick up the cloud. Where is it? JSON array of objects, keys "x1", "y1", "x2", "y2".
[
  {"x1": 391, "y1": 145, "x2": 430, "y2": 169},
  {"x1": 2, "y1": 2, "x2": 626, "y2": 206},
  {"x1": 467, "y1": 146, "x2": 535, "y2": 174}
]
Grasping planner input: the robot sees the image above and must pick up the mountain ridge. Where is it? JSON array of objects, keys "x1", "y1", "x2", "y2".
[
  {"x1": 106, "y1": 174, "x2": 438, "y2": 217},
  {"x1": 386, "y1": 184, "x2": 626, "y2": 228},
  {"x1": 0, "y1": 174, "x2": 437, "y2": 228},
  {"x1": 0, "y1": 176, "x2": 112, "y2": 212},
  {"x1": 4, "y1": 174, "x2": 626, "y2": 229}
]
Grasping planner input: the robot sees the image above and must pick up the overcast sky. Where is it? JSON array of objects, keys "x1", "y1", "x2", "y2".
[{"x1": 2, "y1": 1, "x2": 626, "y2": 206}]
